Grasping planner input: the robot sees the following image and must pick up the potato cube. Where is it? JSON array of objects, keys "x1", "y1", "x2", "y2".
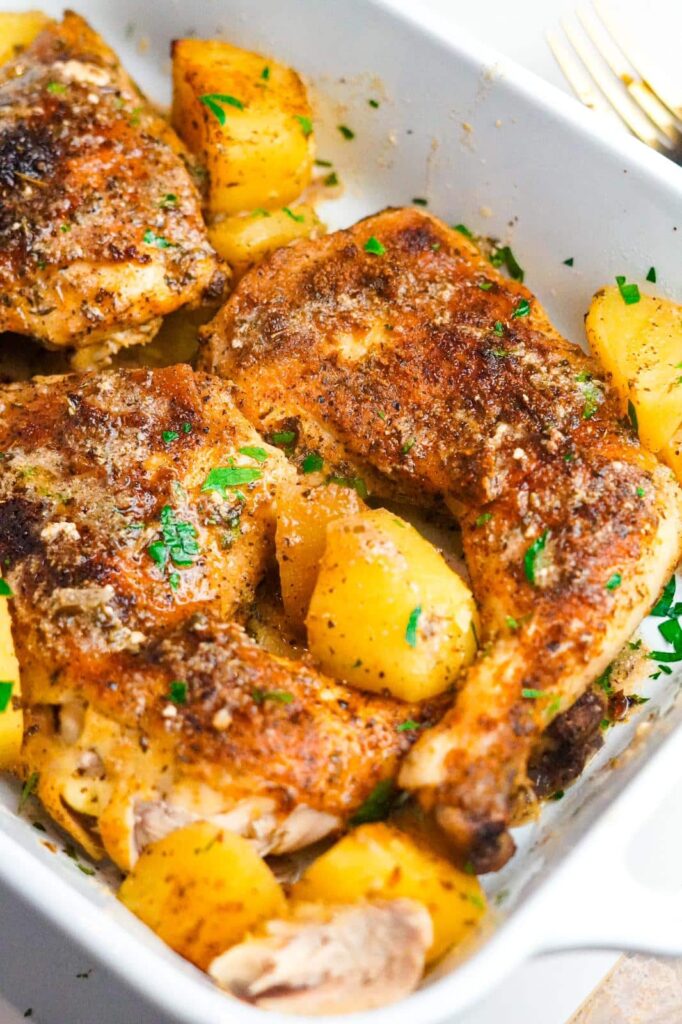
[
  {"x1": 306, "y1": 508, "x2": 478, "y2": 701},
  {"x1": 292, "y1": 822, "x2": 486, "y2": 963},
  {"x1": 172, "y1": 38, "x2": 314, "y2": 215},
  {"x1": 586, "y1": 285, "x2": 682, "y2": 452},
  {"x1": 209, "y1": 205, "x2": 323, "y2": 277},
  {"x1": 118, "y1": 822, "x2": 286, "y2": 969}
]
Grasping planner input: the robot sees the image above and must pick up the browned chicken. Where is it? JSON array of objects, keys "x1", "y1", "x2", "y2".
[
  {"x1": 0, "y1": 13, "x2": 227, "y2": 365},
  {"x1": 0, "y1": 365, "x2": 429, "y2": 871},
  {"x1": 201, "y1": 207, "x2": 682, "y2": 871}
]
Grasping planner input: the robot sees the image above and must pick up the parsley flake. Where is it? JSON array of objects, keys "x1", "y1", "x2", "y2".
[
  {"x1": 168, "y1": 680, "x2": 188, "y2": 704},
  {"x1": 350, "y1": 779, "x2": 397, "y2": 825},
  {"x1": 368, "y1": 98, "x2": 380, "y2": 108},
  {"x1": 397, "y1": 719, "x2": 421, "y2": 732},
  {"x1": 475, "y1": 512, "x2": 492, "y2": 527},
  {"x1": 524, "y1": 529, "x2": 550, "y2": 586},
  {"x1": 182, "y1": 422, "x2": 192, "y2": 434},
  {"x1": 412, "y1": 197, "x2": 428, "y2": 206},
  {"x1": 511, "y1": 297, "x2": 531, "y2": 319},
  {"x1": 646, "y1": 266, "x2": 656, "y2": 283},
  {"x1": 563, "y1": 257, "x2": 574, "y2": 267},
  {"x1": 0, "y1": 681, "x2": 13, "y2": 712},
  {"x1": 402, "y1": 437, "x2": 416, "y2": 455},
  {"x1": 143, "y1": 229, "x2": 173, "y2": 249},
  {"x1": 615, "y1": 275, "x2": 640, "y2": 305},
  {"x1": 260, "y1": 66, "x2": 270, "y2": 81},
  {"x1": 453, "y1": 223, "x2": 473, "y2": 238},
  {"x1": 283, "y1": 206, "x2": 305, "y2": 222},
  {"x1": 302, "y1": 452, "x2": 323, "y2": 474},
  {"x1": 239, "y1": 445, "x2": 268, "y2": 463},
  {"x1": 252, "y1": 689, "x2": 294, "y2": 705},
  {"x1": 627, "y1": 400, "x2": 639, "y2": 434},
  {"x1": 47, "y1": 81, "x2": 67, "y2": 94},
  {"x1": 162, "y1": 430, "x2": 179, "y2": 444},
  {"x1": 577, "y1": 374, "x2": 602, "y2": 420},
  {"x1": 18, "y1": 771, "x2": 39, "y2": 812},
  {"x1": 295, "y1": 114, "x2": 313, "y2": 137},
  {"x1": 324, "y1": 171, "x2": 339, "y2": 187},
  {"x1": 202, "y1": 466, "x2": 262, "y2": 497},
  {"x1": 159, "y1": 193, "x2": 178, "y2": 209},
  {"x1": 364, "y1": 236, "x2": 386, "y2": 256},
  {"x1": 270, "y1": 430, "x2": 296, "y2": 447},
  {"x1": 338, "y1": 124, "x2": 355, "y2": 140},
  {"x1": 0, "y1": 579, "x2": 12, "y2": 597},
  {"x1": 606, "y1": 573, "x2": 622, "y2": 591},
  {"x1": 651, "y1": 577, "x2": 675, "y2": 617},
  {"x1": 146, "y1": 506, "x2": 199, "y2": 569},
  {"x1": 327, "y1": 475, "x2": 368, "y2": 499},
  {"x1": 522, "y1": 688, "x2": 545, "y2": 699},
  {"x1": 490, "y1": 244, "x2": 524, "y2": 282},
  {"x1": 405, "y1": 605, "x2": 422, "y2": 648},
  {"x1": 200, "y1": 93, "x2": 245, "y2": 125},
  {"x1": 493, "y1": 321, "x2": 504, "y2": 336}
]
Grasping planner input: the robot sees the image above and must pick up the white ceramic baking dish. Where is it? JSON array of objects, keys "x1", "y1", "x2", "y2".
[{"x1": 1, "y1": 1, "x2": 682, "y2": 1021}]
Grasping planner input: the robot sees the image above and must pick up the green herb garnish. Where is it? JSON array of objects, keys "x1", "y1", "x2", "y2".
[
  {"x1": 260, "y1": 66, "x2": 270, "y2": 81},
  {"x1": 368, "y1": 98, "x2": 380, "y2": 108},
  {"x1": 397, "y1": 720, "x2": 422, "y2": 732},
  {"x1": 479, "y1": 280, "x2": 493, "y2": 291},
  {"x1": 252, "y1": 689, "x2": 294, "y2": 705},
  {"x1": 511, "y1": 297, "x2": 531, "y2": 319},
  {"x1": 493, "y1": 321, "x2": 504, "y2": 336},
  {"x1": 490, "y1": 244, "x2": 524, "y2": 282},
  {"x1": 239, "y1": 445, "x2": 268, "y2": 463},
  {"x1": 315, "y1": 158, "x2": 333, "y2": 167},
  {"x1": 524, "y1": 529, "x2": 550, "y2": 586},
  {"x1": 594, "y1": 665, "x2": 613, "y2": 694},
  {"x1": 327, "y1": 475, "x2": 368, "y2": 499},
  {"x1": 162, "y1": 430, "x2": 179, "y2": 444},
  {"x1": 651, "y1": 577, "x2": 675, "y2": 617},
  {"x1": 453, "y1": 223, "x2": 473, "y2": 238},
  {"x1": 168, "y1": 680, "x2": 188, "y2": 704},
  {"x1": 169, "y1": 572, "x2": 180, "y2": 591},
  {"x1": 615, "y1": 275, "x2": 640, "y2": 305},
  {"x1": 350, "y1": 779, "x2": 398, "y2": 825},
  {"x1": 412, "y1": 197, "x2": 428, "y2": 206},
  {"x1": 0, "y1": 579, "x2": 12, "y2": 597},
  {"x1": 18, "y1": 771, "x2": 39, "y2": 812},
  {"x1": 302, "y1": 452, "x2": 323, "y2": 474},
  {"x1": 295, "y1": 114, "x2": 313, "y2": 137},
  {"x1": 627, "y1": 399, "x2": 639, "y2": 434},
  {"x1": 282, "y1": 206, "x2": 305, "y2": 223},
  {"x1": 271, "y1": 430, "x2": 296, "y2": 447},
  {"x1": 147, "y1": 506, "x2": 199, "y2": 568},
  {"x1": 202, "y1": 466, "x2": 262, "y2": 496},
  {"x1": 159, "y1": 193, "x2": 178, "y2": 209},
  {"x1": 405, "y1": 605, "x2": 422, "y2": 648},
  {"x1": 338, "y1": 124, "x2": 355, "y2": 140},
  {"x1": 0, "y1": 681, "x2": 13, "y2": 712},
  {"x1": 475, "y1": 512, "x2": 492, "y2": 527},
  {"x1": 200, "y1": 93, "x2": 245, "y2": 125},
  {"x1": 563, "y1": 257, "x2": 574, "y2": 267},
  {"x1": 143, "y1": 229, "x2": 173, "y2": 249},
  {"x1": 402, "y1": 437, "x2": 416, "y2": 454},
  {"x1": 324, "y1": 171, "x2": 339, "y2": 187},
  {"x1": 606, "y1": 573, "x2": 622, "y2": 591},
  {"x1": 47, "y1": 81, "x2": 67, "y2": 95},
  {"x1": 646, "y1": 266, "x2": 656, "y2": 283},
  {"x1": 576, "y1": 373, "x2": 602, "y2": 420},
  {"x1": 522, "y1": 688, "x2": 545, "y2": 699},
  {"x1": 364, "y1": 236, "x2": 386, "y2": 256}
]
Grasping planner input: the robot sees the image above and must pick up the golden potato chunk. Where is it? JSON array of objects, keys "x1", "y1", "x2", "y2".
[
  {"x1": 0, "y1": 12, "x2": 50, "y2": 66},
  {"x1": 276, "y1": 478, "x2": 364, "y2": 629},
  {"x1": 0, "y1": 588, "x2": 21, "y2": 770},
  {"x1": 306, "y1": 508, "x2": 478, "y2": 701},
  {"x1": 209, "y1": 205, "x2": 324, "y2": 278},
  {"x1": 586, "y1": 285, "x2": 682, "y2": 453},
  {"x1": 118, "y1": 822, "x2": 286, "y2": 969},
  {"x1": 292, "y1": 822, "x2": 486, "y2": 964},
  {"x1": 172, "y1": 38, "x2": 314, "y2": 216}
]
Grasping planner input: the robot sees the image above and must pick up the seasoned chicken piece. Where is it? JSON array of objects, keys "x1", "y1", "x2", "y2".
[
  {"x1": 201, "y1": 208, "x2": 682, "y2": 871},
  {"x1": 0, "y1": 13, "x2": 227, "y2": 364},
  {"x1": 1, "y1": 365, "x2": 426, "y2": 868},
  {"x1": 209, "y1": 900, "x2": 432, "y2": 1014}
]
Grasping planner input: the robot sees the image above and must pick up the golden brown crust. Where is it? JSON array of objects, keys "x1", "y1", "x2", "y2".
[
  {"x1": 201, "y1": 207, "x2": 682, "y2": 869},
  {"x1": 1, "y1": 365, "x2": 426, "y2": 827},
  {"x1": 0, "y1": 13, "x2": 227, "y2": 352}
]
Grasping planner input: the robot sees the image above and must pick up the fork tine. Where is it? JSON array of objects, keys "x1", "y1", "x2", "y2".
[
  {"x1": 560, "y1": 18, "x2": 662, "y2": 148},
  {"x1": 546, "y1": 30, "x2": 622, "y2": 126},
  {"x1": 594, "y1": 0, "x2": 682, "y2": 121},
  {"x1": 577, "y1": 6, "x2": 680, "y2": 142}
]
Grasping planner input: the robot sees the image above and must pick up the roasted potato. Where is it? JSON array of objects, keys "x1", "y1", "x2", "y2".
[
  {"x1": 0, "y1": 12, "x2": 50, "y2": 66},
  {"x1": 0, "y1": 586, "x2": 21, "y2": 770},
  {"x1": 661, "y1": 424, "x2": 682, "y2": 484},
  {"x1": 118, "y1": 822, "x2": 286, "y2": 969},
  {"x1": 276, "y1": 478, "x2": 364, "y2": 629},
  {"x1": 586, "y1": 285, "x2": 682, "y2": 453},
  {"x1": 306, "y1": 508, "x2": 478, "y2": 701},
  {"x1": 172, "y1": 38, "x2": 314, "y2": 216},
  {"x1": 209, "y1": 205, "x2": 324, "y2": 277},
  {"x1": 292, "y1": 822, "x2": 486, "y2": 964}
]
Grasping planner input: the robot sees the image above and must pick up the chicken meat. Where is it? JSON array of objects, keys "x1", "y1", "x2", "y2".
[
  {"x1": 0, "y1": 365, "x2": 430, "y2": 870},
  {"x1": 0, "y1": 12, "x2": 227, "y2": 365},
  {"x1": 201, "y1": 207, "x2": 682, "y2": 871}
]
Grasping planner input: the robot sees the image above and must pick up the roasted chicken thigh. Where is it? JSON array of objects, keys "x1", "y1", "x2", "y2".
[
  {"x1": 201, "y1": 207, "x2": 682, "y2": 870},
  {"x1": 0, "y1": 365, "x2": 425, "y2": 869},
  {"x1": 0, "y1": 13, "x2": 226, "y2": 364}
]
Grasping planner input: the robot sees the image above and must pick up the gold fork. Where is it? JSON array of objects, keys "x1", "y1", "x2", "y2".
[{"x1": 548, "y1": 2, "x2": 682, "y2": 165}]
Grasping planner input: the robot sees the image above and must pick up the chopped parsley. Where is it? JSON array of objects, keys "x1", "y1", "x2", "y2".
[
  {"x1": 627, "y1": 400, "x2": 639, "y2": 434},
  {"x1": 239, "y1": 445, "x2": 268, "y2": 463},
  {"x1": 202, "y1": 466, "x2": 262, "y2": 497},
  {"x1": 364, "y1": 236, "x2": 386, "y2": 256},
  {"x1": 302, "y1": 452, "x2": 323, "y2": 474},
  {"x1": 651, "y1": 577, "x2": 676, "y2": 617},
  {"x1": 606, "y1": 573, "x2": 622, "y2": 591},
  {"x1": 405, "y1": 605, "x2": 422, "y2": 648},
  {"x1": 143, "y1": 229, "x2": 173, "y2": 249},
  {"x1": 327, "y1": 475, "x2": 368, "y2": 499},
  {"x1": 576, "y1": 372, "x2": 602, "y2": 419},
  {"x1": 505, "y1": 615, "x2": 520, "y2": 630},
  {"x1": 453, "y1": 223, "x2": 473, "y2": 238},
  {"x1": 646, "y1": 266, "x2": 656, "y2": 283},
  {"x1": 479, "y1": 280, "x2": 493, "y2": 291},
  {"x1": 524, "y1": 529, "x2": 550, "y2": 586},
  {"x1": 402, "y1": 437, "x2": 416, "y2": 455},
  {"x1": 315, "y1": 158, "x2": 333, "y2": 168},
  {"x1": 283, "y1": 206, "x2": 305, "y2": 222},
  {"x1": 368, "y1": 98, "x2": 380, "y2": 108},
  {"x1": 636, "y1": 486, "x2": 645, "y2": 497},
  {"x1": 658, "y1": 616, "x2": 682, "y2": 652},
  {"x1": 324, "y1": 171, "x2": 339, "y2": 187},
  {"x1": 490, "y1": 244, "x2": 524, "y2": 282},
  {"x1": 252, "y1": 688, "x2": 294, "y2": 705},
  {"x1": 397, "y1": 719, "x2": 422, "y2": 732},
  {"x1": 162, "y1": 430, "x2": 179, "y2": 444},
  {"x1": 563, "y1": 257, "x2": 574, "y2": 267},
  {"x1": 493, "y1": 321, "x2": 504, "y2": 336},
  {"x1": 594, "y1": 664, "x2": 613, "y2": 694},
  {"x1": 337, "y1": 124, "x2": 355, "y2": 140},
  {"x1": 147, "y1": 505, "x2": 199, "y2": 568},
  {"x1": 295, "y1": 114, "x2": 313, "y2": 137},
  {"x1": 475, "y1": 512, "x2": 492, "y2": 527},
  {"x1": 159, "y1": 193, "x2": 178, "y2": 209},
  {"x1": 412, "y1": 197, "x2": 428, "y2": 206},
  {"x1": 511, "y1": 297, "x2": 531, "y2": 319},
  {"x1": 0, "y1": 579, "x2": 12, "y2": 597},
  {"x1": 169, "y1": 572, "x2": 180, "y2": 591},
  {"x1": 46, "y1": 81, "x2": 67, "y2": 95},
  {"x1": 168, "y1": 680, "x2": 188, "y2": 704},
  {"x1": 522, "y1": 688, "x2": 545, "y2": 699},
  {"x1": 271, "y1": 430, "x2": 296, "y2": 447},
  {"x1": 18, "y1": 771, "x2": 39, "y2": 812},
  {"x1": 182, "y1": 422, "x2": 192, "y2": 434},
  {"x1": 260, "y1": 66, "x2": 270, "y2": 81},
  {"x1": 350, "y1": 779, "x2": 397, "y2": 825},
  {"x1": 551, "y1": 789, "x2": 565, "y2": 800},
  {"x1": 0, "y1": 681, "x2": 13, "y2": 712},
  {"x1": 615, "y1": 275, "x2": 640, "y2": 305},
  {"x1": 251, "y1": 208, "x2": 271, "y2": 217},
  {"x1": 200, "y1": 93, "x2": 245, "y2": 125}
]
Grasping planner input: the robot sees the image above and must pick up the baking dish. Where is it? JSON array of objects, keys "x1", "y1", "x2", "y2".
[{"x1": 1, "y1": 0, "x2": 682, "y2": 1021}]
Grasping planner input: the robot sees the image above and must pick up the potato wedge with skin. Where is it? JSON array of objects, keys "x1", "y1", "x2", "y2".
[
  {"x1": 306, "y1": 508, "x2": 478, "y2": 702},
  {"x1": 0, "y1": 589, "x2": 22, "y2": 770},
  {"x1": 209, "y1": 205, "x2": 324, "y2": 278},
  {"x1": 586, "y1": 285, "x2": 682, "y2": 453},
  {"x1": 0, "y1": 12, "x2": 51, "y2": 66},
  {"x1": 276, "y1": 478, "x2": 364, "y2": 629},
  {"x1": 118, "y1": 822, "x2": 286, "y2": 969},
  {"x1": 291, "y1": 822, "x2": 486, "y2": 964},
  {"x1": 172, "y1": 39, "x2": 314, "y2": 216}
]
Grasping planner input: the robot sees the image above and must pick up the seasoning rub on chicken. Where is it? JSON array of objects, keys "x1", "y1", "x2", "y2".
[
  {"x1": 0, "y1": 365, "x2": 429, "y2": 871},
  {"x1": 201, "y1": 207, "x2": 682, "y2": 871},
  {"x1": 0, "y1": 13, "x2": 227, "y2": 366}
]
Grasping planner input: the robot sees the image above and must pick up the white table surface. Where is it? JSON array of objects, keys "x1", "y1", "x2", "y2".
[{"x1": 0, "y1": 0, "x2": 658, "y2": 1020}]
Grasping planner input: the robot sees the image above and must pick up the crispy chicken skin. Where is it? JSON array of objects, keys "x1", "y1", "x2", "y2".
[
  {"x1": 201, "y1": 207, "x2": 682, "y2": 870},
  {"x1": 0, "y1": 366, "x2": 425, "y2": 868},
  {"x1": 0, "y1": 13, "x2": 227, "y2": 363}
]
